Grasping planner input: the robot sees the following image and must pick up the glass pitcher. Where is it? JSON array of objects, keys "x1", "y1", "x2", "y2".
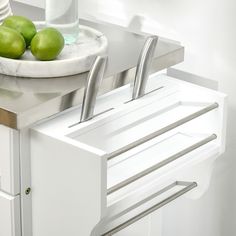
[{"x1": 45, "y1": 0, "x2": 79, "y2": 44}]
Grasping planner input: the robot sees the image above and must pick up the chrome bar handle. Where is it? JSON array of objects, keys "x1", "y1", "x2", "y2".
[
  {"x1": 80, "y1": 56, "x2": 107, "y2": 122},
  {"x1": 132, "y1": 35, "x2": 158, "y2": 100},
  {"x1": 102, "y1": 181, "x2": 197, "y2": 236},
  {"x1": 107, "y1": 134, "x2": 216, "y2": 195},
  {"x1": 107, "y1": 102, "x2": 219, "y2": 160}
]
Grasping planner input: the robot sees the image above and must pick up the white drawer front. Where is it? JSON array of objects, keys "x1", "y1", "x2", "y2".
[
  {"x1": 0, "y1": 125, "x2": 20, "y2": 195},
  {"x1": 0, "y1": 191, "x2": 21, "y2": 236}
]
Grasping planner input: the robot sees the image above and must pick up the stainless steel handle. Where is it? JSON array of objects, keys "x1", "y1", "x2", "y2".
[
  {"x1": 80, "y1": 56, "x2": 107, "y2": 122},
  {"x1": 107, "y1": 102, "x2": 219, "y2": 160},
  {"x1": 102, "y1": 181, "x2": 197, "y2": 236},
  {"x1": 107, "y1": 134, "x2": 216, "y2": 195},
  {"x1": 132, "y1": 35, "x2": 158, "y2": 100}
]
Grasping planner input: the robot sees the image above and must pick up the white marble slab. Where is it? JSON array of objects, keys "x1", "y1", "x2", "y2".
[{"x1": 0, "y1": 22, "x2": 108, "y2": 78}]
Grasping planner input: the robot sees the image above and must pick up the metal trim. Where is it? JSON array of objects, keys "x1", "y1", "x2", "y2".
[
  {"x1": 107, "y1": 102, "x2": 219, "y2": 160},
  {"x1": 107, "y1": 134, "x2": 216, "y2": 195},
  {"x1": 103, "y1": 181, "x2": 197, "y2": 236}
]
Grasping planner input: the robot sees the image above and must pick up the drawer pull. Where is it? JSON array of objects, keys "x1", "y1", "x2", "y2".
[
  {"x1": 107, "y1": 134, "x2": 216, "y2": 195},
  {"x1": 80, "y1": 56, "x2": 107, "y2": 122},
  {"x1": 107, "y1": 102, "x2": 219, "y2": 160},
  {"x1": 132, "y1": 35, "x2": 158, "y2": 100},
  {"x1": 103, "y1": 181, "x2": 197, "y2": 236}
]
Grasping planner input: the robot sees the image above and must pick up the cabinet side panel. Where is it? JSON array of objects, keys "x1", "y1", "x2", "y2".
[
  {"x1": 30, "y1": 130, "x2": 105, "y2": 236},
  {"x1": 0, "y1": 125, "x2": 20, "y2": 195},
  {"x1": 0, "y1": 192, "x2": 21, "y2": 236},
  {"x1": 11, "y1": 195, "x2": 21, "y2": 236}
]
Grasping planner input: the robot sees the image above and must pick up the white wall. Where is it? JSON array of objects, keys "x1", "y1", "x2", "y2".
[
  {"x1": 95, "y1": 0, "x2": 227, "y2": 82},
  {"x1": 10, "y1": 0, "x2": 44, "y2": 20},
  {"x1": 10, "y1": 1, "x2": 236, "y2": 236},
  {"x1": 11, "y1": 0, "x2": 228, "y2": 82}
]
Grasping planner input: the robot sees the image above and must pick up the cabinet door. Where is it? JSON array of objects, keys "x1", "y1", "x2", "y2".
[
  {"x1": 0, "y1": 125, "x2": 20, "y2": 195},
  {"x1": 0, "y1": 191, "x2": 21, "y2": 236}
]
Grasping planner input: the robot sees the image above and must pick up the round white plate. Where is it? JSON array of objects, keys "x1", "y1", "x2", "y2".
[
  {"x1": 0, "y1": 3, "x2": 10, "y2": 13},
  {"x1": 0, "y1": 7, "x2": 11, "y2": 20},
  {"x1": 0, "y1": 22, "x2": 108, "y2": 78},
  {"x1": 0, "y1": 3, "x2": 11, "y2": 21},
  {"x1": 0, "y1": 4, "x2": 9, "y2": 14},
  {"x1": 0, "y1": 0, "x2": 8, "y2": 11}
]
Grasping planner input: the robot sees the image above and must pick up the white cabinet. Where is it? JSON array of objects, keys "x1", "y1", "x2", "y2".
[
  {"x1": 30, "y1": 132, "x2": 105, "y2": 236},
  {"x1": 0, "y1": 126, "x2": 21, "y2": 236},
  {"x1": 0, "y1": 125, "x2": 20, "y2": 195},
  {"x1": 0, "y1": 191, "x2": 21, "y2": 236},
  {"x1": 31, "y1": 74, "x2": 227, "y2": 236}
]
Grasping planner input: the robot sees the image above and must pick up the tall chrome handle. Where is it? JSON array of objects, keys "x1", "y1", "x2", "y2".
[
  {"x1": 80, "y1": 56, "x2": 107, "y2": 122},
  {"x1": 102, "y1": 181, "x2": 197, "y2": 236},
  {"x1": 107, "y1": 134, "x2": 216, "y2": 195},
  {"x1": 132, "y1": 35, "x2": 158, "y2": 100}
]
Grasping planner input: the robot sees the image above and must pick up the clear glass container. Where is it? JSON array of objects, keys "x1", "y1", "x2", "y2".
[{"x1": 45, "y1": 0, "x2": 79, "y2": 44}]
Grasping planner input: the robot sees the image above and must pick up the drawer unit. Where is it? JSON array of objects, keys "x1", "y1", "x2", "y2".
[
  {"x1": 0, "y1": 190, "x2": 21, "y2": 236},
  {"x1": 30, "y1": 74, "x2": 226, "y2": 236},
  {"x1": 0, "y1": 125, "x2": 20, "y2": 195}
]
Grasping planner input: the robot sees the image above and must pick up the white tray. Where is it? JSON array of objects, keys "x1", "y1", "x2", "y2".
[{"x1": 0, "y1": 22, "x2": 108, "y2": 78}]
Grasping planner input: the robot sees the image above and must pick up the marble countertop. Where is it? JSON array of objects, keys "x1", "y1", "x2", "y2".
[{"x1": 0, "y1": 18, "x2": 184, "y2": 129}]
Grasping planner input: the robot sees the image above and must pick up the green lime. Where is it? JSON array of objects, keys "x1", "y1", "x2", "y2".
[
  {"x1": 30, "y1": 27, "x2": 65, "y2": 61},
  {"x1": 0, "y1": 26, "x2": 26, "y2": 59},
  {"x1": 2, "y1": 15, "x2": 37, "y2": 47}
]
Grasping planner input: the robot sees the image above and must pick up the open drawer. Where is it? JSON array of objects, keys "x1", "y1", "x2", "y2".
[{"x1": 30, "y1": 74, "x2": 226, "y2": 236}]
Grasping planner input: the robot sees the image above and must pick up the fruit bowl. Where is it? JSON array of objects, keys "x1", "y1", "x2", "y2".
[{"x1": 0, "y1": 22, "x2": 108, "y2": 78}]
